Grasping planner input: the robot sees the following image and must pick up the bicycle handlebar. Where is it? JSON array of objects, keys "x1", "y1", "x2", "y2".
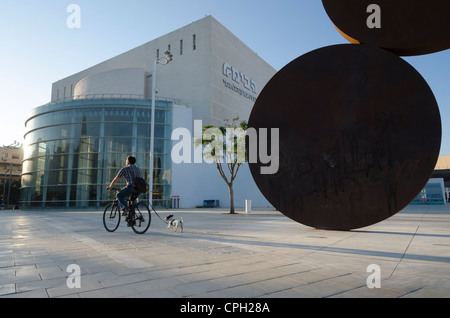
[{"x1": 107, "y1": 187, "x2": 121, "y2": 192}]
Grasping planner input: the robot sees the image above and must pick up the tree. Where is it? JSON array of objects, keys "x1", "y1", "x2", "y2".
[{"x1": 194, "y1": 117, "x2": 248, "y2": 214}]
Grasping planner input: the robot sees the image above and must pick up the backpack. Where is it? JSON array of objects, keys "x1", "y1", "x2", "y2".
[{"x1": 134, "y1": 177, "x2": 149, "y2": 193}]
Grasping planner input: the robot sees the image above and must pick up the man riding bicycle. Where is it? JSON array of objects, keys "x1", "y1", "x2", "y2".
[{"x1": 107, "y1": 155, "x2": 142, "y2": 215}]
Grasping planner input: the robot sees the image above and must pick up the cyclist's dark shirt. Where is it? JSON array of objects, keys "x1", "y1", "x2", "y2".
[{"x1": 116, "y1": 164, "x2": 141, "y2": 186}]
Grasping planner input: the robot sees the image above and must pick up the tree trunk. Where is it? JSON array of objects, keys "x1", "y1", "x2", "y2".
[{"x1": 228, "y1": 183, "x2": 235, "y2": 214}]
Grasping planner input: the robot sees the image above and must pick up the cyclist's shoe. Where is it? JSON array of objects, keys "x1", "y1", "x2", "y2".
[
  {"x1": 126, "y1": 217, "x2": 135, "y2": 227},
  {"x1": 122, "y1": 207, "x2": 130, "y2": 216}
]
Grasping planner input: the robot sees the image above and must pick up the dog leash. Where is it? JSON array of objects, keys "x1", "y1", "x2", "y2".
[{"x1": 147, "y1": 203, "x2": 168, "y2": 224}]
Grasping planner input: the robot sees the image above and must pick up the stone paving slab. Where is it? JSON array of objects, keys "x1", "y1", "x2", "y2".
[{"x1": 0, "y1": 205, "x2": 449, "y2": 299}]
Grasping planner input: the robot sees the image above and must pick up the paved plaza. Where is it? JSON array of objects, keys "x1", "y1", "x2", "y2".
[{"x1": 0, "y1": 204, "x2": 450, "y2": 298}]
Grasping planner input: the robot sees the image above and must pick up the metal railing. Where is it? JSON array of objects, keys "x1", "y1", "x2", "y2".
[{"x1": 53, "y1": 94, "x2": 182, "y2": 105}]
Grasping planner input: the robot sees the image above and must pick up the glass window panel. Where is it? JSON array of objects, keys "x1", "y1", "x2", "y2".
[
  {"x1": 103, "y1": 168, "x2": 123, "y2": 183},
  {"x1": 26, "y1": 135, "x2": 49, "y2": 153},
  {"x1": 20, "y1": 186, "x2": 44, "y2": 203},
  {"x1": 103, "y1": 137, "x2": 133, "y2": 153},
  {"x1": 47, "y1": 155, "x2": 70, "y2": 171},
  {"x1": 22, "y1": 160, "x2": 34, "y2": 174},
  {"x1": 49, "y1": 126, "x2": 70, "y2": 140},
  {"x1": 104, "y1": 122, "x2": 133, "y2": 137},
  {"x1": 134, "y1": 153, "x2": 148, "y2": 169},
  {"x1": 154, "y1": 139, "x2": 172, "y2": 154},
  {"x1": 25, "y1": 118, "x2": 36, "y2": 131},
  {"x1": 74, "y1": 137, "x2": 100, "y2": 153},
  {"x1": 46, "y1": 170, "x2": 68, "y2": 186},
  {"x1": 81, "y1": 122, "x2": 101, "y2": 137},
  {"x1": 101, "y1": 187, "x2": 117, "y2": 203},
  {"x1": 73, "y1": 185, "x2": 98, "y2": 202},
  {"x1": 153, "y1": 169, "x2": 172, "y2": 185},
  {"x1": 136, "y1": 109, "x2": 151, "y2": 123},
  {"x1": 104, "y1": 108, "x2": 134, "y2": 122},
  {"x1": 27, "y1": 111, "x2": 69, "y2": 131},
  {"x1": 151, "y1": 154, "x2": 171, "y2": 170},
  {"x1": 71, "y1": 169, "x2": 98, "y2": 185},
  {"x1": 155, "y1": 109, "x2": 171, "y2": 124},
  {"x1": 152, "y1": 184, "x2": 163, "y2": 200},
  {"x1": 36, "y1": 157, "x2": 46, "y2": 172},
  {"x1": 46, "y1": 186, "x2": 67, "y2": 202},
  {"x1": 75, "y1": 152, "x2": 98, "y2": 169},
  {"x1": 136, "y1": 138, "x2": 149, "y2": 153},
  {"x1": 21, "y1": 173, "x2": 35, "y2": 188},
  {"x1": 23, "y1": 144, "x2": 37, "y2": 159},
  {"x1": 102, "y1": 153, "x2": 127, "y2": 170},
  {"x1": 156, "y1": 100, "x2": 172, "y2": 111},
  {"x1": 137, "y1": 124, "x2": 150, "y2": 138},
  {"x1": 47, "y1": 139, "x2": 70, "y2": 155},
  {"x1": 83, "y1": 108, "x2": 103, "y2": 122},
  {"x1": 36, "y1": 142, "x2": 47, "y2": 157}
]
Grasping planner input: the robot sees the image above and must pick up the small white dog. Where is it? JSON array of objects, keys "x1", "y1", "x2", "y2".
[{"x1": 165, "y1": 214, "x2": 184, "y2": 233}]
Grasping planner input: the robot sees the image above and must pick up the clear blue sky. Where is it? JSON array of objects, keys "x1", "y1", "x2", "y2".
[{"x1": 1, "y1": 0, "x2": 450, "y2": 155}]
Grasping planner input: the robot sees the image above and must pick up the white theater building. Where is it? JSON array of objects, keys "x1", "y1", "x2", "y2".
[{"x1": 21, "y1": 16, "x2": 277, "y2": 209}]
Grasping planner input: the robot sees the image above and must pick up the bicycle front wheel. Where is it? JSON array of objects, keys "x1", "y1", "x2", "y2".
[
  {"x1": 103, "y1": 202, "x2": 121, "y2": 232},
  {"x1": 131, "y1": 202, "x2": 151, "y2": 234}
]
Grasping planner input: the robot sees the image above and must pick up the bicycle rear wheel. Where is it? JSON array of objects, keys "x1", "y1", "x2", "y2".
[
  {"x1": 131, "y1": 202, "x2": 151, "y2": 234},
  {"x1": 103, "y1": 202, "x2": 121, "y2": 232}
]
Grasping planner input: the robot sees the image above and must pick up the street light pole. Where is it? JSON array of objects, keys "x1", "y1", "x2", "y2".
[
  {"x1": 2, "y1": 170, "x2": 6, "y2": 208},
  {"x1": 149, "y1": 51, "x2": 173, "y2": 208},
  {"x1": 7, "y1": 162, "x2": 12, "y2": 206}
]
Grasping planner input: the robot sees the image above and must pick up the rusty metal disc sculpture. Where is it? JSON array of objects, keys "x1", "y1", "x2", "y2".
[
  {"x1": 248, "y1": 44, "x2": 441, "y2": 230},
  {"x1": 322, "y1": 0, "x2": 450, "y2": 56}
]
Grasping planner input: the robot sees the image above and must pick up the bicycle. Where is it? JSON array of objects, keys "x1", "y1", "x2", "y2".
[{"x1": 103, "y1": 187, "x2": 151, "y2": 234}]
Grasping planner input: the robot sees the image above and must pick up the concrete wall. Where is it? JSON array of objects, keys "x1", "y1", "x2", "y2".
[
  {"x1": 209, "y1": 17, "x2": 276, "y2": 125},
  {"x1": 171, "y1": 105, "x2": 272, "y2": 209},
  {"x1": 73, "y1": 68, "x2": 146, "y2": 98},
  {"x1": 436, "y1": 155, "x2": 450, "y2": 170}
]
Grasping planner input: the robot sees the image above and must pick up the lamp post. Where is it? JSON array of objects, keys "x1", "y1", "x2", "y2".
[
  {"x1": 1, "y1": 162, "x2": 12, "y2": 208},
  {"x1": 2, "y1": 170, "x2": 6, "y2": 209},
  {"x1": 149, "y1": 50, "x2": 173, "y2": 207},
  {"x1": 6, "y1": 162, "x2": 12, "y2": 206}
]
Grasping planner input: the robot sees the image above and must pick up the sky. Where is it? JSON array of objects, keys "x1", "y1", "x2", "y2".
[{"x1": 1, "y1": 0, "x2": 450, "y2": 155}]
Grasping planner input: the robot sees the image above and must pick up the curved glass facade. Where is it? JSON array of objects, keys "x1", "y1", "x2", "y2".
[{"x1": 21, "y1": 98, "x2": 172, "y2": 208}]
